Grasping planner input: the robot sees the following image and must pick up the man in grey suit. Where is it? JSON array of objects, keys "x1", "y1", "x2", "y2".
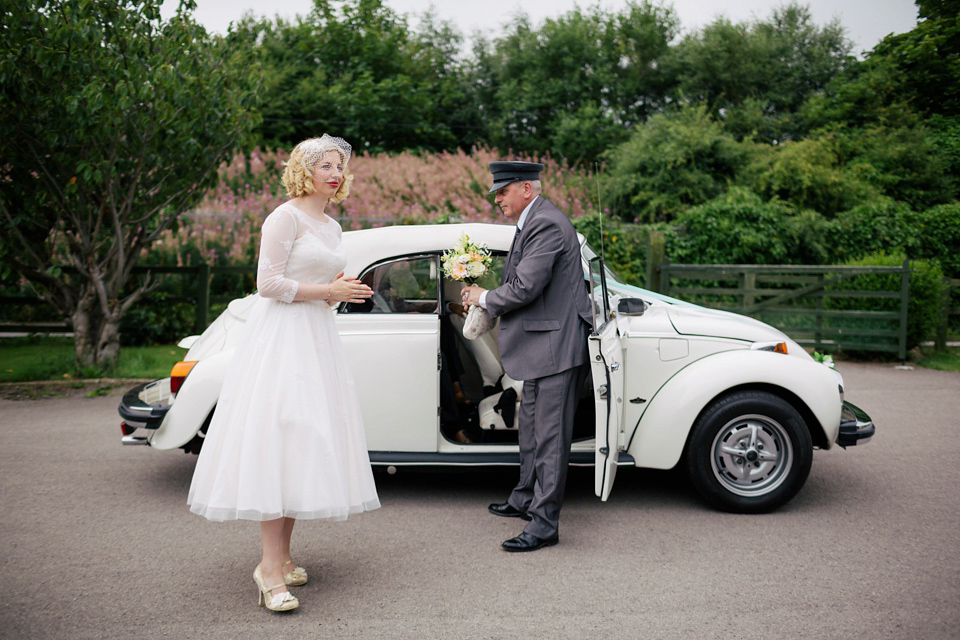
[{"x1": 462, "y1": 161, "x2": 593, "y2": 552}]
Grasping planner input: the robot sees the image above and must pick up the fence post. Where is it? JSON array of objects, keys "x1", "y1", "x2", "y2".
[
  {"x1": 899, "y1": 259, "x2": 909, "y2": 362},
  {"x1": 741, "y1": 271, "x2": 755, "y2": 314},
  {"x1": 659, "y1": 256, "x2": 671, "y2": 295},
  {"x1": 196, "y1": 263, "x2": 210, "y2": 334},
  {"x1": 815, "y1": 273, "x2": 824, "y2": 353},
  {"x1": 935, "y1": 276, "x2": 949, "y2": 351},
  {"x1": 646, "y1": 230, "x2": 665, "y2": 293}
]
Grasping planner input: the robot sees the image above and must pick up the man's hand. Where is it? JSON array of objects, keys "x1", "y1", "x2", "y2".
[{"x1": 461, "y1": 284, "x2": 486, "y2": 308}]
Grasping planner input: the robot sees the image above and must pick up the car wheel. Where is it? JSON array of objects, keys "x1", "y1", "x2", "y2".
[{"x1": 685, "y1": 390, "x2": 813, "y2": 514}]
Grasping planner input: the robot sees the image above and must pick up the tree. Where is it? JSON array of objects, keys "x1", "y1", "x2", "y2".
[
  {"x1": 744, "y1": 130, "x2": 882, "y2": 217},
  {"x1": 667, "y1": 3, "x2": 854, "y2": 142},
  {"x1": 238, "y1": 0, "x2": 476, "y2": 152},
  {"x1": 872, "y1": 0, "x2": 959, "y2": 116},
  {"x1": 603, "y1": 105, "x2": 761, "y2": 221},
  {"x1": 0, "y1": 0, "x2": 261, "y2": 371},
  {"x1": 474, "y1": 0, "x2": 679, "y2": 164}
]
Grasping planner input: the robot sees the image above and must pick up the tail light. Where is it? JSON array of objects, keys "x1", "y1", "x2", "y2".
[
  {"x1": 120, "y1": 422, "x2": 135, "y2": 436},
  {"x1": 170, "y1": 360, "x2": 198, "y2": 394}
]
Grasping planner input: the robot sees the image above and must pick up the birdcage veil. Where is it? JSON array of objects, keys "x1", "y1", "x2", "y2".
[{"x1": 298, "y1": 134, "x2": 352, "y2": 171}]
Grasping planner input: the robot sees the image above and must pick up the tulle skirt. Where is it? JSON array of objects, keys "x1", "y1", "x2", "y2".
[{"x1": 187, "y1": 297, "x2": 381, "y2": 522}]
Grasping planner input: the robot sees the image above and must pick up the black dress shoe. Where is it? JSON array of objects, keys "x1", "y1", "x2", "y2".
[
  {"x1": 501, "y1": 531, "x2": 559, "y2": 552},
  {"x1": 488, "y1": 502, "x2": 532, "y2": 521}
]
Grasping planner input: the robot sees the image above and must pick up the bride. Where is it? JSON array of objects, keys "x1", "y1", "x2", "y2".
[{"x1": 187, "y1": 135, "x2": 380, "y2": 612}]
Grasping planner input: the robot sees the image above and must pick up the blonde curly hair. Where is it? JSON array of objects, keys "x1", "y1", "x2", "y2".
[{"x1": 281, "y1": 135, "x2": 354, "y2": 202}]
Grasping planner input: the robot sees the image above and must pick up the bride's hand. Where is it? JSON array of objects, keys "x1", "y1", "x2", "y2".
[{"x1": 328, "y1": 272, "x2": 373, "y2": 303}]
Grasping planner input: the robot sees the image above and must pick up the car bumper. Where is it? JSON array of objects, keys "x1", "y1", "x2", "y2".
[
  {"x1": 836, "y1": 401, "x2": 875, "y2": 448},
  {"x1": 118, "y1": 379, "x2": 171, "y2": 445}
]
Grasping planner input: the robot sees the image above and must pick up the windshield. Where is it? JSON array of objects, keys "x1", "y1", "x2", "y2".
[
  {"x1": 579, "y1": 238, "x2": 699, "y2": 308},
  {"x1": 580, "y1": 241, "x2": 626, "y2": 286}
]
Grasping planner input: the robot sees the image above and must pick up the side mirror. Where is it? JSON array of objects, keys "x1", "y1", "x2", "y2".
[{"x1": 617, "y1": 298, "x2": 647, "y2": 316}]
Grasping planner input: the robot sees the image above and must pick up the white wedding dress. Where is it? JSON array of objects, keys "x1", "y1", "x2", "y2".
[{"x1": 187, "y1": 203, "x2": 381, "y2": 522}]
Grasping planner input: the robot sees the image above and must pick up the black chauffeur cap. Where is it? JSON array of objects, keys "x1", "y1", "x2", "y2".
[{"x1": 488, "y1": 161, "x2": 545, "y2": 193}]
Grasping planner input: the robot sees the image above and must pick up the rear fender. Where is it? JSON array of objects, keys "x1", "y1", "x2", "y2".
[
  {"x1": 626, "y1": 350, "x2": 841, "y2": 470},
  {"x1": 149, "y1": 349, "x2": 234, "y2": 451}
]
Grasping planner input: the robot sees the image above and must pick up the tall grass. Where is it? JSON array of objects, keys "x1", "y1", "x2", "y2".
[
  {"x1": 0, "y1": 336, "x2": 186, "y2": 382},
  {"x1": 148, "y1": 146, "x2": 600, "y2": 266}
]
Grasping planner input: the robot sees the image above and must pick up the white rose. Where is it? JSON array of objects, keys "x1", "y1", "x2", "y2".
[{"x1": 467, "y1": 262, "x2": 485, "y2": 277}]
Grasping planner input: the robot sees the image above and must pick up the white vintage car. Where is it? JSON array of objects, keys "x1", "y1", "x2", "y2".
[{"x1": 119, "y1": 222, "x2": 874, "y2": 513}]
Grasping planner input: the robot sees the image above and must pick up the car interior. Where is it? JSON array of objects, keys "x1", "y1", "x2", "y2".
[{"x1": 341, "y1": 252, "x2": 595, "y2": 445}]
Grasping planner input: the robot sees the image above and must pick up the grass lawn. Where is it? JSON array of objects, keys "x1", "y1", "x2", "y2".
[
  {"x1": 915, "y1": 346, "x2": 960, "y2": 372},
  {"x1": 1, "y1": 336, "x2": 958, "y2": 384},
  {"x1": 0, "y1": 336, "x2": 186, "y2": 383}
]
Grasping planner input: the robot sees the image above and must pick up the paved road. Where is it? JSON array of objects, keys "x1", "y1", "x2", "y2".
[{"x1": 1, "y1": 362, "x2": 958, "y2": 639}]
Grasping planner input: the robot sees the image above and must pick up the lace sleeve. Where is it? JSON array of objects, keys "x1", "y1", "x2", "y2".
[{"x1": 256, "y1": 208, "x2": 300, "y2": 303}]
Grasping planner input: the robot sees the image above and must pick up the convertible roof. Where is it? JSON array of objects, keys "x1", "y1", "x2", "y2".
[{"x1": 342, "y1": 223, "x2": 516, "y2": 275}]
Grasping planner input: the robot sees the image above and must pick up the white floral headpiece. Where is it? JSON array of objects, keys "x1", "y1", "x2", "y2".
[{"x1": 299, "y1": 134, "x2": 352, "y2": 172}]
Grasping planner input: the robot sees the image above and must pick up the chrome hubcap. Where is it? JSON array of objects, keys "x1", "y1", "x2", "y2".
[{"x1": 710, "y1": 414, "x2": 793, "y2": 497}]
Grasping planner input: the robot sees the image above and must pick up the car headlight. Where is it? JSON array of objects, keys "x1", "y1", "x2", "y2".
[{"x1": 832, "y1": 368, "x2": 844, "y2": 404}]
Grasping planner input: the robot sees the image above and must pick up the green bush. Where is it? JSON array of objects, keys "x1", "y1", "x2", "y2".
[
  {"x1": 826, "y1": 198, "x2": 919, "y2": 263},
  {"x1": 745, "y1": 132, "x2": 881, "y2": 217},
  {"x1": 913, "y1": 202, "x2": 960, "y2": 279},
  {"x1": 826, "y1": 251, "x2": 944, "y2": 351},
  {"x1": 913, "y1": 202, "x2": 960, "y2": 334},
  {"x1": 573, "y1": 212, "x2": 653, "y2": 286},
  {"x1": 667, "y1": 187, "x2": 830, "y2": 265},
  {"x1": 603, "y1": 105, "x2": 761, "y2": 222},
  {"x1": 120, "y1": 294, "x2": 196, "y2": 347},
  {"x1": 851, "y1": 124, "x2": 955, "y2": 210}
]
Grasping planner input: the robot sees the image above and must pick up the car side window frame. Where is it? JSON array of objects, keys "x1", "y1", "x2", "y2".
[{"x1": 339, "y1": 253, "x2": 442, "y2": 315}]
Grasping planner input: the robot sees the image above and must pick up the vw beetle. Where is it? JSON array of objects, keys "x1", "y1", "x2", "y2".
[{"x1": 119, "y1": 223, "x2": 874, "y2": 513}]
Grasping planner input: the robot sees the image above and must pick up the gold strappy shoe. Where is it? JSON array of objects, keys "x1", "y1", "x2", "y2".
[{"x1": 254, "y1": 564, "x2": 299, "y2": 612}]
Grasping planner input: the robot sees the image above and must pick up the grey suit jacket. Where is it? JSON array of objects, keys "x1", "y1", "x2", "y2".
[{"x1": 485, "y1": 197, "x2": 593, "y2": 381}]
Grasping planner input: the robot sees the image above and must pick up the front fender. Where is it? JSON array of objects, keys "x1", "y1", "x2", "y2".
[
  {"x1": 148, "y1": 348, "x2": 233, "y2": 451},
  {"x1": 627, "y1": 350, "x2": 841, "y2": 470}
]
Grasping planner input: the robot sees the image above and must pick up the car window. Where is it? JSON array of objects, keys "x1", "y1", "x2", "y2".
[{"x1": 344, "y1": 255, "x2": 439, "y2": 314}]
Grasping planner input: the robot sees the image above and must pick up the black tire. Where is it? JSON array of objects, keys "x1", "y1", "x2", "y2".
[{"x1": 685, "y1": 390, "x2": 813, "y2": 513}]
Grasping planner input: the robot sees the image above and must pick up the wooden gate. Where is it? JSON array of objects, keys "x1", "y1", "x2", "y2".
[{"x1": 658, "y1": 260, "x2": 910, "y2": 360}]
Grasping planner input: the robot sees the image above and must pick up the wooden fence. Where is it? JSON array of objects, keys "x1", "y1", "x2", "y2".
[
  {"x1": 654, "y1": 258, "x2": 911, "y2": 360},
  {"x1": 3, "y1": 257, "x2": 957, "y2": 360},
  {"x1": 0, "y1": 264, "x2": 257, "y2": 336},
  {"x1": 937, "y1": 277, "x2": 960, "y2": 350}
]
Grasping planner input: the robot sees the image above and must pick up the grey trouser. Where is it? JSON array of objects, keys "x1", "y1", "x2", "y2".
[{"x1": 507, "y1": 363, "x2": 589, "y2": 539}]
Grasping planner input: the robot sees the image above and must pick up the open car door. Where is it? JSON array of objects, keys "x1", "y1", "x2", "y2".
[{"x1": 587, "y1": 257, "x2": 626, "y2": 501}]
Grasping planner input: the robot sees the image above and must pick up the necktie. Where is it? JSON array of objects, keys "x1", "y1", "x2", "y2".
[{"x1": 503, "y1": 226, "x2": 520, "y2": 285}]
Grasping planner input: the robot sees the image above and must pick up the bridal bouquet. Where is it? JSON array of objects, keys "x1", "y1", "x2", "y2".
[
  {"x1": 441, "y1": 234, "x2": 493, "y2": 285},
  {"x1": 442, "y1": 234, "x2": 494, "y2": 340}
]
